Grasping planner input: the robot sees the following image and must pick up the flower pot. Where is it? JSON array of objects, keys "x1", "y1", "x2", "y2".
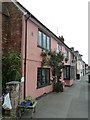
[
  {"x1": 21, "y1": 102, "x2": 26, "y2": 106},
  {"x1": 27, "y1": 101, "x2": 31, "y2": 106}
]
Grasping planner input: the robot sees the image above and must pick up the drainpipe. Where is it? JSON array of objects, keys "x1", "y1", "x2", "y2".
[{"x1": 24, "y1": 12, "x2": 30, "y2": 99}]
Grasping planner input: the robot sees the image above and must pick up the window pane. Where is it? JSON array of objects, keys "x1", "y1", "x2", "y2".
[
  {"x1": 66, "y1": 67, "x2": 70, "y2": 79},
  {"x1": 43, "y1": 34, "x2": 46, "y2": 49},
  {"x1": 45, "y1": 69, "x2": 50, "y2": 84},
  {"x1": 64, "y1": 67, "x2": 66, "y2": 79},
  {"x1": 37, "y1": 68, "x2": 42, "y2": 87},
  {"x1": 57, "y1": 44, "x2": 60, "y2": 52},
  {"x1": 58, "y1": 44, "x2": 61, "y2": 51},
  {"x1": 70, "y1": 66, "x2": 74, "y2": 79},
  {"x1": 38, "y1": 31, "x2": 42, "y2": 46},
  {"x1": 64, "y1": 66, "x2": 70, "y2": 80},
  {"x1": 47, "y1": 36, "x2": 50, "y2": 50},
  {"x1": 58, "y1": 44, "x2": 60, "y2": 51},
  {"x1": 65, "y1": 49, "x2": 69, "y2": 58},
  {"x1": 41, "y1": 70, "x2": 46, "y2": 85}
]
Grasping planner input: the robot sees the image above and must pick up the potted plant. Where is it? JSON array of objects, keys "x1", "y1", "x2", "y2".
[
  {"x1": 21, "y1": 100, "x2": 31, "y2": 109},
  {"x1": 20, "y1": 96, "x2": 35, "y2": 109},
  {"x1": 21, "y1": 100, "x2": 27, "y2": 107}
]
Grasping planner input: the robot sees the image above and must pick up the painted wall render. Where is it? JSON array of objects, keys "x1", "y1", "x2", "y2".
[{"x1": 21, "y1": 16, "x2": 76, "y2": 98}]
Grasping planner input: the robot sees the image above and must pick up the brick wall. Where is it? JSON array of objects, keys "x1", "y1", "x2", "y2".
[
  {"x1": 2, "y1": 2, "x2": 23, "y2": 53},
  {"x1": 2, "y1": 2, "x2": 23, "y2": 93}
]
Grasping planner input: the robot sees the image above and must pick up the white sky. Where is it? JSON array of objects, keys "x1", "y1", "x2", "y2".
[{"x1": 17, "y1": 0, "x2": 88, "y2": 64}]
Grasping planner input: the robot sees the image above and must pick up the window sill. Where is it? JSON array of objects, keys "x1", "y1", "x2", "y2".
[
  {"x1": 37, "y1": 83, "x2": 51, "y2": 89},
  {"x1": 37, "y1": 45, "x2": 50, "y2": 51}
]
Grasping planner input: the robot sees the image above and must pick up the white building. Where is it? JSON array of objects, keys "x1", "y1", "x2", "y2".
[
  {"x1": 74, "y1": 51, "x2": 84, "y2": 79},
  {"x1": 82, "y1": 61, "x2": 86, "y2": 76}
]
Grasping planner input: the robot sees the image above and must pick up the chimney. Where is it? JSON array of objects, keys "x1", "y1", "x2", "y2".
[
  {"x1": 59, "y1": 36, "x2": 64, "y2": 43},
  {"x1": 74, "y1": 51, "x2": 79, "y2": 57},
  {"x1": 70, "y1": 47, "x2": 74, "y2": 52}
]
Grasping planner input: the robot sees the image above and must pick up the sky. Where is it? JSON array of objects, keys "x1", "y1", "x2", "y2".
[{"x1": 17, "y1": 0, "x2": 88, "y2": 64}]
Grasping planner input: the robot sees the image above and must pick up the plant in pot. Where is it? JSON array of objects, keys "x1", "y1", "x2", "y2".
[
  {"x1": 21, "y1": 100, "x2": 27, "y2": 107},
  {"x1": 21, "y1": 99, "x2": 31, "y2": 109},
  {"x1": 20, "y1": 96, "x2": 35, "y2": 109}
]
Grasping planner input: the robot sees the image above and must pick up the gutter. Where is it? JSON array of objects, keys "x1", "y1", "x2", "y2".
[{"x1": 11, "y1": 0, "x2": 26, "y2": 14}]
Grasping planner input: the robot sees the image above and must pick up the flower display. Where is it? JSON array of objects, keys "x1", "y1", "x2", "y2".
[{"x1": 20, "y1": 96, "x2": 35, "y2": 109}]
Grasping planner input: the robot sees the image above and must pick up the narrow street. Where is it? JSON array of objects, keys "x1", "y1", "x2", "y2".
[{"x1": 22, "y1": 75, "x2": 88, "y2": 118}]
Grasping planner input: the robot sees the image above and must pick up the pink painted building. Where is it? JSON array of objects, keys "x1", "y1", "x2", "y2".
[
  {"x1": 63, "y1": 46, "x2": 77, "y2": 86},
  {"x1": 3, "y1": 1, "x2": 76, "y2": 99},
  {"x1": 21, "y1": 13, "x2": 76, "y2": 98}
]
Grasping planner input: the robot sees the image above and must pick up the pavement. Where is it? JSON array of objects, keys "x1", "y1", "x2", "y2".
[{"x1": 21, "y1": 75, "x2": 89, "y2": 119}]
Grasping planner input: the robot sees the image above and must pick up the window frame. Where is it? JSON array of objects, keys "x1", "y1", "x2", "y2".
[
  {"x1": 37, "y1": 67, "x2": 50, "y2": 88},
  {"x1": 42, "y1": 33, "x2": 47, "y2": 49},
  {"x1": 65, "y1": 48, "x2": 69, "y2": 59},
  {"x1": 46, "y1": 36, "x2": 50, "y2": 50},
  {"x1": 57, "y1": 42, "x2": 62, "y2": 52},
  {"x1": 38, "y1": 30, "x2": 51, "y2": 50},
  {"x1": 64, "y1": 65, "x2": 75, "y2": 80},
  {"x1": 38, "y1": 31, "x2": 42, "y2": 47},
  {"x1": 64, "y1": 65, "x2": 70, "y2": 80}
]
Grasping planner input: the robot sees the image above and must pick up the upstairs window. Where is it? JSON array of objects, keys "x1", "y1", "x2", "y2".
[
  {"x1": 43, "y1": 33, "x2": 46, "y2": 49},
  {"x1": 65, "y1": 49, "x2": 69, "y2": 58},
  {"x1": 47, "y1": 36, "x2": 50, "y2": 50},
  {"x1": 38, "y1": 30, "x2": 50, "y2": 50},
  {"x1": 57, "y1": 42, "x2": 62, "y2": 52},
  {"x1": 38, "y1": 31, "x2": 42, "y2": 46}
]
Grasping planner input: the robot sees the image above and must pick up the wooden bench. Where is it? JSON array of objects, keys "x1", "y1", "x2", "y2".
[{"x1": 17, "y1": 101, "x2": 37, "y2": 119}]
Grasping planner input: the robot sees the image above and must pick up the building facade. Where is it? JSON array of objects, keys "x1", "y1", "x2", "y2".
[
  {"x1": 21, "y1": 3, "x2": 77, "y2": 98},
  {"x1": 2, "y1": 1, "x2": 76, "y2": 99},
  {"x1": 74, "y1": 51, "x2": 86, "y2": 79},
  {"x1": 63, "y1": 47, "x2": 76, "y2": 86}
]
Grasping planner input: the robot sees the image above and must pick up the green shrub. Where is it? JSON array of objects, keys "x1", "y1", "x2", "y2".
[
  {"x1": 2, "y1": 50, "x2": 21, "y2": 93},
  {"x1": 53, "y1": 81, "x2": 63, "y2": 93}
]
